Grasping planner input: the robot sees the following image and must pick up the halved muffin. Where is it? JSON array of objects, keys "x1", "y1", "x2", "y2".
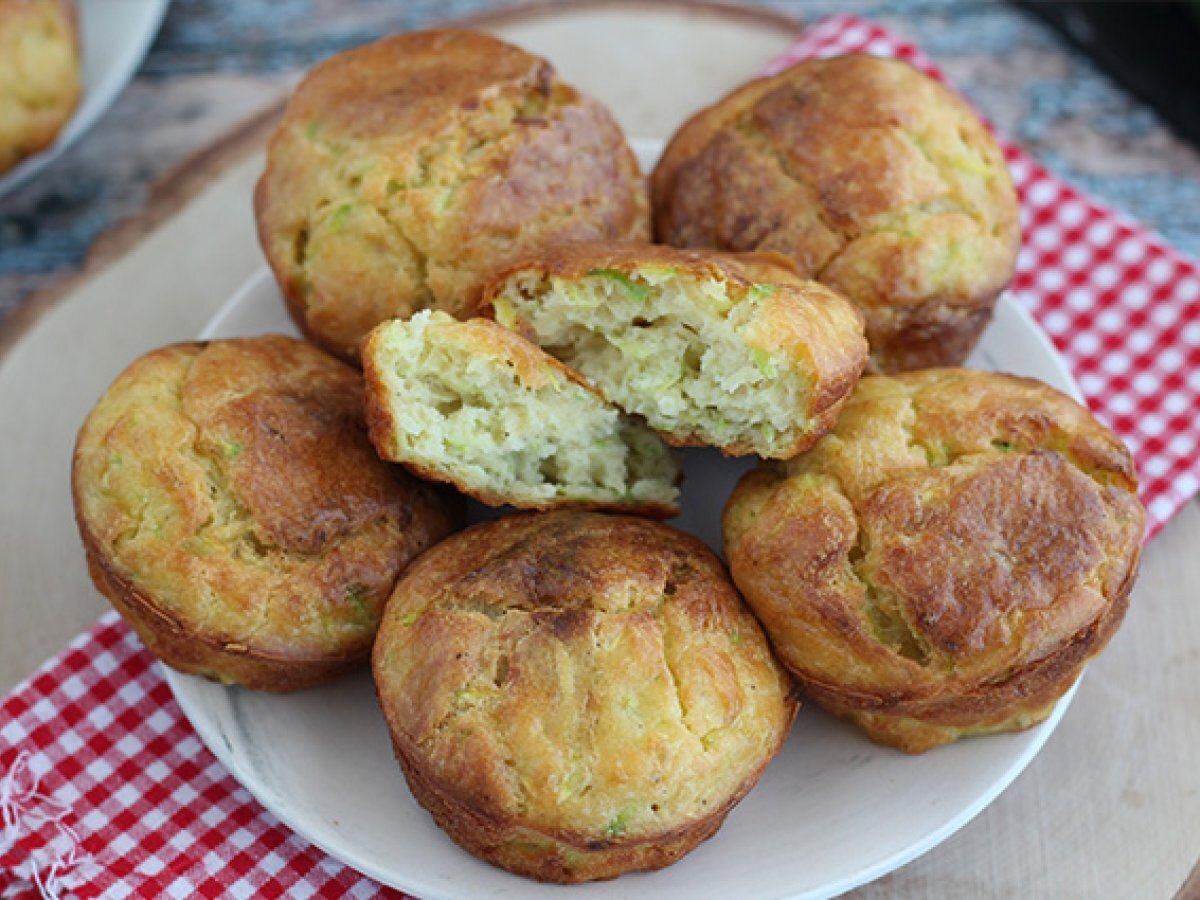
[
  {"x1": 361, "y1": 311, "x2": 680, "y2": 516},
  {"x1": 373, "y1": 510, "x2": 797, "y2": 882},
  {"x1": 72, "y1": 335, "x2": 461, "y2": 691},
  {"x1": 480, "y1": 241, "x2": 867, "y2": 458},
  {"x1": 723, "y1": 368, "x2": 1145, "y2": 752}
]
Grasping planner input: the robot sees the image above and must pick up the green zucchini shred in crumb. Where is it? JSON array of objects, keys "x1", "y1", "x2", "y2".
[
  {"x1": 345, "y1": 583, "x2": 373, "y2": 625},
  {"x1": 752, "y1": 348, "x2": 778, "y2": 378},
  {"x1": 183, "y1": 535, "x2": 213, "y2": 557},
  {"x1": 747, "y1": 283, "x2": 778, "y2": 302},
  {"x1": 589, "y1": 268, "x2": 651, "y2": 303},
  {"x1": 604, "y1": 813, "x2": 627, "y2": 838},
  {"x1": 329, "y1": 203, "x2": 354, "y2": 229},
  {"x1": 604, "y1": 802, "x2": 641, "y2": 839},
  {"x1": 492, "y1": 298, "x2": 516, "y2": 329},
  {"x1": 453, "y1": 687, "x2": 488, "y2": 706}
]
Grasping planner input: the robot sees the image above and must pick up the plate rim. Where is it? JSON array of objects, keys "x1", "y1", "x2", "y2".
[{"x1": 171, "y1": 255, "x2": 1085, "y2": 899}]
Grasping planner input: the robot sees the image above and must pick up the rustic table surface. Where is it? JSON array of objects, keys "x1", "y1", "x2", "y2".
[
  {"x1": 1, "y1": 2, "x2": 1199, "y2": 899},
  {"x1": 3, "y1": 0, "x2": 1200, "y2": 320}
]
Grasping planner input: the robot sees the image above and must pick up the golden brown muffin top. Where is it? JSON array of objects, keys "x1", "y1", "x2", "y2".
[
  {"x1": 724, "y1": 369, "x2": 1144, "y2": 698},
  {"x1": 279, "y1": 28, "x2": 554, "y2": 141},
  {"x1": 0, "y1": 0, "x2": 82, "y2": 173},
  {"x1": 651, "y1": 54, "x2": 1020, "y2": 372},
  {"x1": 254, "y1": 29, "x2": 648, "y2": 361},
  {"x1": 73, "y1": 336, "x2": 458, "y2": 664},
  {"x1": 374, "y1": 510, "x2": 795, "y2": 843}
]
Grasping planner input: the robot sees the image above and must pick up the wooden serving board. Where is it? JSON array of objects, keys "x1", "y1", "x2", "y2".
[{"x1": 1, "y1": 3, "x2": 1197, "y2": 897}]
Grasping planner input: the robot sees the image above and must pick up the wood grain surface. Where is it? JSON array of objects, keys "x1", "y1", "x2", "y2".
[{"x1": 1, "y1": 3, "x2": 1198, "y2": 898}]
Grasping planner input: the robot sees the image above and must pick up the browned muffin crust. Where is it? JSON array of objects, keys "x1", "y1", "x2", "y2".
[
  {"x1": 72, "y1": 336, "x2": 461, "y2": 691},
  {"x1": 724, "y1": 369, "x2": 1144, "y2": 752},
  {"x1": 652, "y1": 54, "x2": 1020, "y2": 373},
  {"x1": 0, "y1": 0, "x2": 82, "y2": 174},
  {"x1": 255, "y1": 29, "x2": 649, "y2": 362},
  {"x1": 480, "y1": 241, "x2": 868, "y2": 458},
  {"x1": 373, "y1": 510, "x2": 797, "y2": 882}
]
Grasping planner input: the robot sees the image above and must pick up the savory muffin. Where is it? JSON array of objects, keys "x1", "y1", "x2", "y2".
[
  {"x1": 255, "y1": 29, "x2": 649, "y2": 362},
  {"x1": 0, "y1": 0, "x2": 82, "y2": 174},
  {"x1": 723, "y1": 369, "x2": 1144, "y2": 753},
  {"x1": 480, "y1": 241, "x2": 867, "y2": 459},
  {"x1": 361, "y1": 311, "x2": 680, "y2": 515},
  {"x1": 72, "y1": 335, "x2": 460, "y2": 692},
  {"x1": 373, "y1": 510, "x2": 797, "y2": 883},
  {"x1": 652, "y1": 54, "x2": 1020, "y2": 373}
]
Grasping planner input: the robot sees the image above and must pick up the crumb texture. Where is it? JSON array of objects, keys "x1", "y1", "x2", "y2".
[
  {"x1": 485, "y1": 241, "x2": 866, "y2": 458},
  {"x1": 362, "y1": 312, "x2": 680, "y2": 514}
]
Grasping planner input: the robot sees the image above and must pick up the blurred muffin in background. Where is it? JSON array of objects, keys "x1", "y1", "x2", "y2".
[
  {"x1": 0, "y1": 0, "x2": 82, "y2": 174},
  {"x1": 255, "y1": 29, "x2": 649, "y2": 363},
  {"x1": 652, "y1": 54, "x2": 1020, "y2": 373}
]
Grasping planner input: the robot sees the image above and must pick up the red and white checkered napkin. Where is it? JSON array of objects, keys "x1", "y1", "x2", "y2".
[
  {"x1": 3, "y1": 14, "x2": 1198, "y2": 899},
  {"x1": 769, "y1": 15, "x2": 1200, "y2": 542},
  {"x1": 0, "y1": 612, "x2": 399, "y2": 898}
]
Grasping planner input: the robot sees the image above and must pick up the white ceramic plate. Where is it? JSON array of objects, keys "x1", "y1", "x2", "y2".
[
  {"x1": 0, "y1": 0, "x2": 169, "y2": 197},
  {"x1": 168, "y1": 139, "x2": 1083, "y2": 900}
]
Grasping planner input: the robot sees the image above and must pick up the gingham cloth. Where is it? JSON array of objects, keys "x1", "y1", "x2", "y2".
[{"x1": 2, "y1": 15, "x2": 1198, "y2": 898}]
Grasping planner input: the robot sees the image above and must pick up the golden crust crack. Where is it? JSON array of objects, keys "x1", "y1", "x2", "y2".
[
  {"x1": 72, "y1": 335, "x2": 461, "y2": 691},
  {"x1": 373, "y1": 510, "x2": 797, "y2": 882},
  {"x1": 723, "y1": 368, "x2": 1144, "y2": 752},
  {"x1": 254, "y1": 29, "x2": 649, "y2": 361},
  {"x1": 652, "y1": 54, "x2": 1020, "y2": 373}
]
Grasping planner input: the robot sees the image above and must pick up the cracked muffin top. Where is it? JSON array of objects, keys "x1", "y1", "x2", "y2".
[
  {"x1": 723, "y1": 368, "x2": 1144, "y2": 752},
  {"x1": 372, "y1": 509, "x2": 796, "y2": 882},
  {"x1": 72, "y1": 335, "x2": 460, "y2": 691},
  {"x1": 254, "y1": 29, "x2": 649, "y2": 362},
  {"x1": 0, "y1": 0, "x2": 82, "y2": 174},
  {"x1": 651, "y1": 54, "x2": 1020, "y2": 373}
]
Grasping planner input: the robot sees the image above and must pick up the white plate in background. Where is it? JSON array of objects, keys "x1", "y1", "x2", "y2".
[
  {"x1": 167, "y1": 139, "x2": 1083, "y2": 899},
  {"x1": 0, "y1": 0, "x2": 170, "y2": 198}
]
